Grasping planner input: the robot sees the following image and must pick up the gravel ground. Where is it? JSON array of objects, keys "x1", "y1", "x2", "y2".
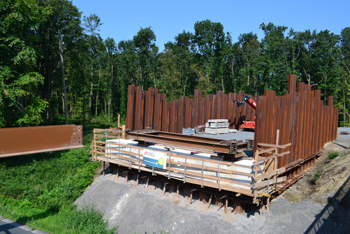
[
  {"x1": 74, "y1": 128, "x2": 350, "y2": 234},
  {"x1": 334, "y1": 127, "x2": 350, "y2": 145},
  {"x1": 75, "y1": 174, "x2": 323, "y2": 234}
]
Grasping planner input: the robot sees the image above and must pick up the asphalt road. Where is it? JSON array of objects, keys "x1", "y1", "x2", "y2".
[{"x1": 0, "y1": 218, "x2": 46, "y2": 234}]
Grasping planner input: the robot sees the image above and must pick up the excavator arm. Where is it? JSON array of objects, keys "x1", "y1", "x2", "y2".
[{"x1": 232, "y1": 95, "x2": 256, "y2": 109}]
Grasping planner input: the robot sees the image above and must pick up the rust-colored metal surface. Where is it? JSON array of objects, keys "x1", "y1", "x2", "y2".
[
  {"x1": 125, "y1": 74, "x2": 339, "y2": 183},
  {"x1": 127, "y1": 131, "x2": 252, "y2": 154},
  {"x1": 253, "y1": 74, "x2": 339, "y2": 178},
  {"x1": 125, "y1": 86, "x2": 256, "y2": 132},
  {"x1": 0, "y1": 125, "x2": 84, "y2": 158}
]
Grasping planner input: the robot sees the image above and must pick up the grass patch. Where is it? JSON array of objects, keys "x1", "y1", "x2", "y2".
[
  {"x1": 0, "y1": 133, "x2": 116, "y2": 233},
  {"x1": 313, "y1": 169, "x2": 323, "y2": 182},
  {"x1": 328, "y1": 152, "x2": 340, "y2": 160}
]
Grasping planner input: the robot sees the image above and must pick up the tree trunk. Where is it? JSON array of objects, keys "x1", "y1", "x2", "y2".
[
  {"x1": 46, "y1": 25, "x2": 52, "y2": 125},
  {"x1": 108, "y1": 64, "x2": 113, "y2": 122},
  {"x1": 344, "y1": 87, "x2": 346, "y2": 127},
  {"x1": 89, "y1": 66, "x2": 93, "y2": 121},
  {"x1": 95, "y1": 67, "x2": 101, "y2": 117},
  {"x1": 69, "y1": 84, "x2": 72, "y2": 119},
  {"x1": 221, "y1": 76, "x2": 225, "y2": 93},
  {"x1": 58, "y1": 29, "x2": 68, "y2": 124}
]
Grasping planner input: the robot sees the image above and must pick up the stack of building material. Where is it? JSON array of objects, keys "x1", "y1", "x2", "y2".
[{"x1": 205, "y1": 119, "x2": 230, "y2": 135}]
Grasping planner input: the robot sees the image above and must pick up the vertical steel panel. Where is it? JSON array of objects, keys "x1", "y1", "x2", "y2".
[{"x1": 126, "y1": 85, "x2": 135, "y2": 130}]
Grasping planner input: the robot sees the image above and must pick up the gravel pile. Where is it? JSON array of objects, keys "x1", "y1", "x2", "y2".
[{"x1": 75, "y1": 174, "x2": 323, "y2": 234}]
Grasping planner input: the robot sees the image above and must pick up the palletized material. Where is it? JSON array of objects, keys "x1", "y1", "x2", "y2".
[
  {"x1": 209, "y1": 122, "x2": 229, "y2": 128},
  {"x1": 205, "y1": 128, "x2": 229, "y2": 135}
]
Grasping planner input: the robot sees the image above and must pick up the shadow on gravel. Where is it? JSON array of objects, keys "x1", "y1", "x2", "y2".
[{"x1": 304, "y1": 174, "x2": 350, "y2": 234}]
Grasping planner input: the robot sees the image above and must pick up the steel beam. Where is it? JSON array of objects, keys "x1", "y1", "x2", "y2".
[
  {"x1": 0, "y1": 125, "x2": 84, "y2": 158},
  {"x1": 127, "y1": 131, "x2": 250, "y2": 154}
]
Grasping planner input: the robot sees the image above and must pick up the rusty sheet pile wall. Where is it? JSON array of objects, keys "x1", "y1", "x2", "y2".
[
  {"x1": 126, "y1": 86, "x2": 256, "y2": 132},
  {"x1": 254, "y1": 74, "x2": 339, "y2": 175}
]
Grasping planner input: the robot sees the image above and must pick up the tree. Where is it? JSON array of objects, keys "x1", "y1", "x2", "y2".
[
  {"x1": 133, "y1": 27, "x2": 158, "y2": 89},
  {"x1": 0, "y1": 0, "x2": 51, "y2": 126},
  {"x1": 193, "y1": 20, "x2": 226, "y2": 92}
]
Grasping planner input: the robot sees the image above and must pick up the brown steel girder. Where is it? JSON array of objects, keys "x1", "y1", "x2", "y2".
[
  {"x1": 126, "y1": 131, "x2": 252, "y2": 154},
  {"x1": 0, "y1": 125, "x2": 84, "y2": 158}
]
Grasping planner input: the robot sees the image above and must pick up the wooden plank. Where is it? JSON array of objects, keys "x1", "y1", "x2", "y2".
[
  {"x1": 255, "y1": 176, "x2": 287, "y2": 189},
  {"x1": 258, "y1": 143, "x2": 291, "y2": 149},
  {"x1": 170, "y1": 167, "x2": 253, "y2": 188},
  {"x1": 96, "y1": 156, "x2": 253, "y2": 196},
  {"x1": 254, "y1": 167, "x2": 286, "y2": 182}
]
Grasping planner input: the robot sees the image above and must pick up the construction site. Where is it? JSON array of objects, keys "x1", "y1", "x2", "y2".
[
  {"x1": 89, "y1": 74, "x2": 339, "y2": 215},
  {"x1": 2, "y1": 74, "x2": 349, "y2": 234}
]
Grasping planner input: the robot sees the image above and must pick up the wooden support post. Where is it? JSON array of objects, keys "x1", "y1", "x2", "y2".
[
  {"x1": 122, "y1": 125, "x2": 126, "y2": 139},
  {"x1": 162, "y1": 183, "x2": 168, "y2": 196},
  {"x1": 259, "y1": 203, "x2": 264, "y2": 217},
  {"x1": 176, "y1": 185, "x2": 180, "y2": 200},
  {"x1": 189, "y1": 189, "x2": 197, "y2": 205},
  {"x1": 136, "y1": 174, "x2": 139, "y2": 186},
  {"x1": 234, "y1": 201, "x2": 243, "y2": 214},
  {"x1": 94, "y1": 133, "x2": 97, "y2": 161},
  {"x1": 206, "y1": 194, "x2": 212, "y2": 210},
  {"x1": 267, "y1": 197, "x2": 270, "y2": 211},
  {"x1": 253, "y1": 151, "x2": 259, "y2": 204},
  {"x1": 103, "y1": 161, "x2": 105, "y2": 176},
  {"x1": 123, "y1": 171, "x2": 128, "y2": 182},
  {"x1": 118, "y1": 114, "x2": 120, "y2": 128},
  {"x1": 225, "y1": 197, "x2": 228, "y2": 215}
]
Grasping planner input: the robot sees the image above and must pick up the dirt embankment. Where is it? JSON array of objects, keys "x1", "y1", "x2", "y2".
[{"x1": 283, "y1": 142, "x2": 350, "y2": 205}]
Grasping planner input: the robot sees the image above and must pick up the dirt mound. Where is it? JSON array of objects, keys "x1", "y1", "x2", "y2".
[{"x1": 283, "y1": 142, "x2": 350, "y2": 205}]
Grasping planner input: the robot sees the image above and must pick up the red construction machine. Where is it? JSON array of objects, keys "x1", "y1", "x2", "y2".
[{"x1": 232, "y1": 94, "x2": 256, "y2": 131}]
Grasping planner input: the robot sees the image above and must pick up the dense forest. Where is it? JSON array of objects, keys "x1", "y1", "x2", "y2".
[{"x1": 1, "y1": 0, "x2": 349, "y2": 128}]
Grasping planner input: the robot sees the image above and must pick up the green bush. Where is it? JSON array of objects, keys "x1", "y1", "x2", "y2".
[
  {"x1": 65, "y1": 206, "x2": 116, "y2": 234},
  {"x1": 313, "y1": 169, "x2": 322, "y2": 182},
  {"x1": 328, "y1": 151, "x2": 340, "y2": 159}
]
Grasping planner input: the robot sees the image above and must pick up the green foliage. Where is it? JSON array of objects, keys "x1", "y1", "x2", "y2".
[
  {"x1": 313, "y1": 169, "x2": 323, "y2": 182},
  {"x1": 16, "y1": 96, "x2": 48, "y2": 126},
  {"x1": 0, "y1": 0, "x2": 347, "y2": 129},
  {"x1": 0, "y1": 133, "x2": 116, "y2": 233},
  {"x1": 328, "y1": 151, "x2": 340, "y2": 159},
  {"x1": 65, "y1": 206, "x2": 116, "y2": 234}
]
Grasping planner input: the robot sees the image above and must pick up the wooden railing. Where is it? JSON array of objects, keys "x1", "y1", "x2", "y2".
[{"x1": 91, "y1": 129, "x2": 289, "y2": 203}]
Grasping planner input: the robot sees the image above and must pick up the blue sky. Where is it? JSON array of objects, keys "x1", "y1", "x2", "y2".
[{"x1": 73, "y1": 0, "x2": 349, "y2": 51}]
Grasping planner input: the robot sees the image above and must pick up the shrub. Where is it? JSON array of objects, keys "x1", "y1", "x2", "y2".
[
  {"x1": 313, "y1": 169, "x2": 322, "y2": 182},
  {"x1": 328, "y1": 152, "x2": 339, "y2": 160},
  {"x1": 65, "y1": 206, "x2": 116, "y2": 234}
]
